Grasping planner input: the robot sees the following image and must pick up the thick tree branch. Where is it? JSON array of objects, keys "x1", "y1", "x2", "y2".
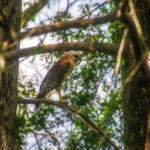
[
  {"x1": 17, "y1": 98, "x2": 120, "y2": 150},
  {"x1": 22, "y1": 0, "x2": 49, "y2": 28},
  {"x1": 6, "y1": 11, "x2": 121, "y2": 51},
  {"x1": 20, "y1": 11, "x2": 120, "y2": 40},
  {"x1": 2, "y1": 42, "x2": 119, "y2": 59}
]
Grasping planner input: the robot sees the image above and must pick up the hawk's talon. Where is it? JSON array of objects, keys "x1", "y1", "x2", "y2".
[{"x1": 59, "y1": 100, "x2": 68, "y2": 104}]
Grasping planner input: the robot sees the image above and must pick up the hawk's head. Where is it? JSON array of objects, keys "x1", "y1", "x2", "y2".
[{"x1": 64, "y1": 52, "x2": 81, "y2": 63}]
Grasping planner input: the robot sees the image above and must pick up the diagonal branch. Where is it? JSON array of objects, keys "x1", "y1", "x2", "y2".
[
  {"x1": 22, "y1": 0, "x2": 49, "y2": 28},
  {"x1": 115, "y1": 27, "x2": 128, "y2": 77},
  {"x1": 17, "y1": 98, "x2": 121, "y2": 150},
  {"x1": 20, "y1": 11, "x2": 120, "y2": 40},
  {"x1": 2, "y1": 42, "x2": 120, "y2": 59}
]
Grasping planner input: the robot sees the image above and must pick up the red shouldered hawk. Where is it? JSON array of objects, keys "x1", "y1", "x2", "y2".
[{"x1": 35, "y1": 52, "x2": 81, "y2": 110}]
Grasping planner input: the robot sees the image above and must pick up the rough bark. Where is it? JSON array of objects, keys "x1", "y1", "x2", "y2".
[
  {"x1": 123, "y1": 66, "x2": 150, "y2": 150},
  {"x1": 123, "y1": 0, "x2": 150, "y2": 149},
  {"x1": 0, "y1": 0, "x2": 21, "y2": 150}
]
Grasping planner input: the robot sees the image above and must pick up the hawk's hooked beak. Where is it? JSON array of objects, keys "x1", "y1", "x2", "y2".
[
  {"x1": 76, "y1": 55, "x2": 82, "y2": 65},
  {"x1": 78, "y1": 55, "x2": 82, "y2": 61}
]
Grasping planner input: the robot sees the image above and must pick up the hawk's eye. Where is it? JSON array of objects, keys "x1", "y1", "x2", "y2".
[{"x1": 74, "y1": 55, "x2": 80, "y2": 60}]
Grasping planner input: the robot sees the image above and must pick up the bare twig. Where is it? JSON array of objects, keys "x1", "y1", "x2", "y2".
[
  {"x1": 63, "y1": 0, "x2": 70, "y2": 17},
  {"x1": 80, "y1": 0, "x2": 112, "y2": 18},
  {"x1": 31, "y1": 128, "x2": 41, "y2": 150},
  {"x1": 69, "y1": 0, "x2": 80, "y2": 8},
  {"x1": 63, "y1": 107, "x2": 98, "y2": 134}
]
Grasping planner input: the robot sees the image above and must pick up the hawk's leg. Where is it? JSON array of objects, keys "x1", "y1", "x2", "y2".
[
  {"x1": 58, "y1": 89, "x2": 63, "y2": 103},
  {"x1": 57, "y1": 88, "x2": 68, "y2": 104}
]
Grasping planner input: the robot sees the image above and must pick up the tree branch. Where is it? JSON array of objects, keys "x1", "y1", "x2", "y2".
[
  {"x1": 22, "y1": 0, "x2": 49, "y2": 28},
  {"x1": 20, "y1": 11, "x2": 120, "y2": 40},
  {"x1": 2, "y1": 42, "x2": 119, "y2": 59},
  {"x1": 17, "y1": 98, "x2": 120, "y2": 150}
]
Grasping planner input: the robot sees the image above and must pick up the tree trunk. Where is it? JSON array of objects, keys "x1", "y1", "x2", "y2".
[
  {"x1": 0, "y1": 0, "x2": 21, "y2": 150},
  {"x1": 123, "y1": 66, "x2": 150, "y2": 149},
  {"x1": 123, "y1": 0, "x2": 150, "y2": 149}
]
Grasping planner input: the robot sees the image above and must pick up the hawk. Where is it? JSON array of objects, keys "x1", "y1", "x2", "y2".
[{"x1": 35, "y1": 52, "x2": 81, "y2": 110}]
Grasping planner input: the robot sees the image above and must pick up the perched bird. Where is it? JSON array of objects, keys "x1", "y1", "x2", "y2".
[{"x1": 35, "y1": 52, "x2": 81, "y2": 110}]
